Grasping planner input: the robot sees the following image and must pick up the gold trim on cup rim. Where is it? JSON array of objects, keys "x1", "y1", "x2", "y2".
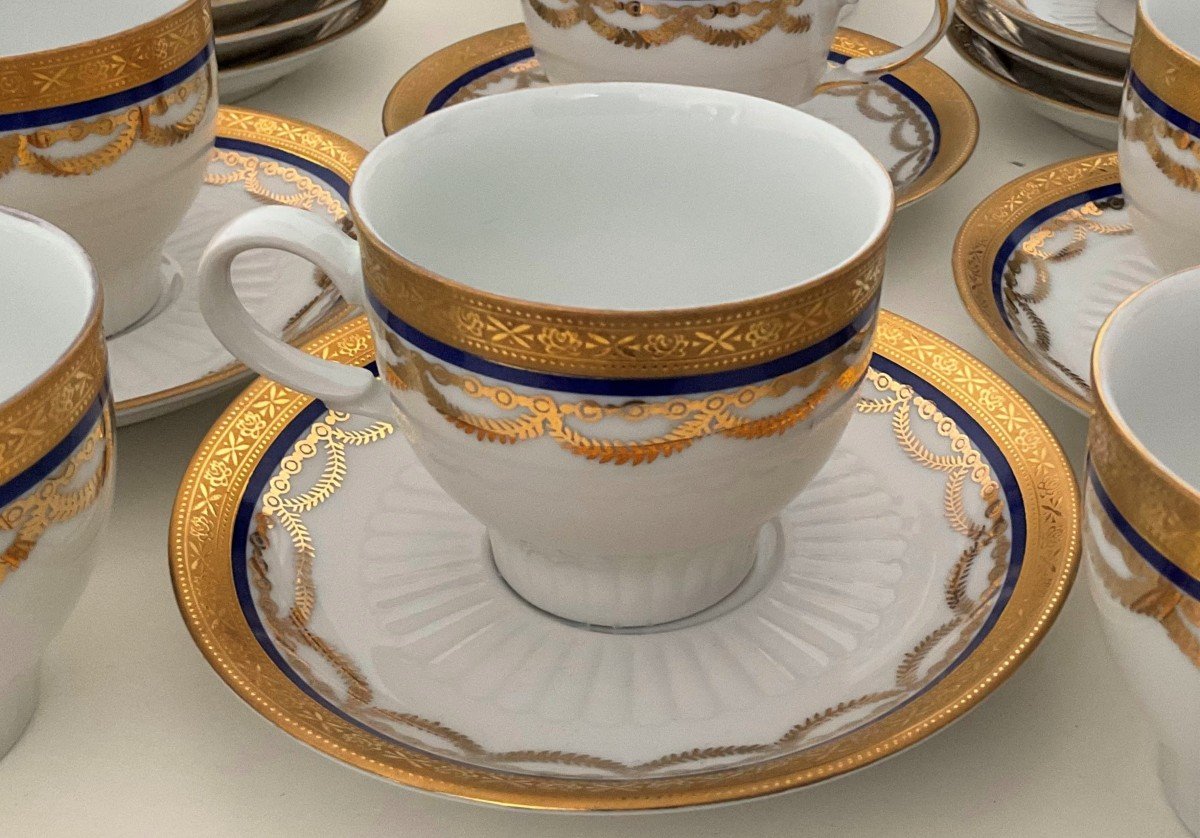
[
  {"x1": 1130, "y1": 5, "x2": 1200, "y2": 119},
  {"x1": 0, "y1": 208, "x2": 106, "y2": 487},
  {"x1": 168, "y1": 310, "x2": 1080, "y2": 811},
  {"x1": 1090, "y1": 271, "x2": 1200, "y2": 580},
  {"x1": 0, "y1": 0, "x2": 212, "y2": 117},
  {"x1": 380, "y1": 24, "x2": 979, "y2": 211},
  {"x1": 952, "y1": 151, "x2": 1120, "y2": 415}
]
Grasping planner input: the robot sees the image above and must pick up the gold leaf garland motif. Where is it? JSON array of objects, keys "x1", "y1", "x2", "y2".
[
  {"x1": 204, "y1": 148, "x2": 348, "y2": 221},
  {"x1": 1122, "y1": 86, "x2": 1200, "y2": 193},
  {"x1": 382, "y1": 329, "x2": 870, "y2": 465},
  {"x1": 1002, "y1": 197, "x2": 1132, "y2": 394},
  {"x1": 0, "y1": 409, "x2": 112, "y2": 587},
  {"x1": 0, "y1": 64, "x2": 213, "y2": 180},
  {"x1": 1086, "y1": 487, "x2": 1200, "y2": 668},
  {"x1": 0, "y1": 0, "x2": 211, "y2": 116},
  {"x1": 524, "y1": 0, "x2": 812, "y2": 48},
  {"x1": 239, "y1": 363, "x2": 1009, "y2": 776}
]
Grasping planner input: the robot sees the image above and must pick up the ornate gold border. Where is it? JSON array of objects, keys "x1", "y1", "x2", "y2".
[
  {"x1": 114, "y1": 105, "x2": 367, "y2": 419},
  {"x1": 952, "y1": 152, "x2": 1119, "y2": 415},
  {"x1": 379, "y1": 24, "x2": 978, "y2": 210},
  {"x1": 0, "y1": 214, "x2": 105, "y2": 487},
  {"x1": 1131, "y1": 6, "x2": 1200, "y2": 121},
  {"x1": 0, "y1": 0, "x2": 212, "y2": 117},
  {"x1": 169, "y1": 310, "x2": 1080, "y2": 811},
  {"x1": 1090, "y1": 273, "x2": 1200, "y2": 580}
]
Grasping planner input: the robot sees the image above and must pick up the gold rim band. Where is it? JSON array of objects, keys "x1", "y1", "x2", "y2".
[
  {"x1": 1131, "y1": 6, "x2": 1200, "y2": 120},
  {"x1": 0, "y1": 0, "x2": 212, "y2": 117}
]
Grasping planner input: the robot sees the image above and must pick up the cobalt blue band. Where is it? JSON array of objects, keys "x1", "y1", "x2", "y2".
[
  {"x1": 0, "y1": 387, "x2": 108, "y2": 509},
  {"x1": 0, "y1": 44, "x2": 212, "y2": 133},
  {"x1": 1088, "y1": 465, "x2": 1200, "y2": 600},
  {"x1": 367, "y1": 288, "x2": 881, "y2": 397},
  {"x1": 992, "y1": 183, "x2": 1123, "y2": 330},
  {"x1": 1129, "y1": 71, "x2": 1200, "y2": 140}
]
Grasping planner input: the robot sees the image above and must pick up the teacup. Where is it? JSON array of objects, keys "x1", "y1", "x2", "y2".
[
  {"x1": 1119, "y1": 0, "x2": 1200, "y2": 274},
  {"x1": 0, "y1": 0, "x2": 217, "y2": 335},
  {"x1": 1085, "y1": 268, "x2": 1200, "y2": 835},
  {"x1": 520, "y1": 0, "x2": 955, "y2": 107},
  {"x1": 0, "y1": 207, "x2": 115, "y2": 757},
  {"x1": 198, "y1": 83, "x2": 893, "y2": 628}
]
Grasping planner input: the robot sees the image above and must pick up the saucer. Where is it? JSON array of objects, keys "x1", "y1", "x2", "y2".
[
  {"x1": 170, "y1": 312, "x2": 1079, "y2": 810},
  {"x1": 110, "y1": 106, "x2": 365, "y2": 425},
  {"x1": 987, "y1": 0, "x2": 1130, "y2": 70},
  {"x1": 953, "y1": 152, "x2": 1156, "y2": 414},
  {"x1": 381, "y1": 25, "x2": 979, "y2": 210}
]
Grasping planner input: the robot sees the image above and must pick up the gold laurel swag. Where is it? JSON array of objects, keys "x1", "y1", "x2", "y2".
[
  {"x1": 381, "y1": 328, "x2": 872, "y2": 466},
  {"x1": 0, "y1": 410, "x2": 113, "y2": 586},
  {"x1": 525, "y1": 0, "x2": 812, "y2": 49},
  {"x1": 1123, "y1": 86, "x2": 1200, "y2": 193},
  {"x1": 239, "y1": 362, "x2": 1010, "y2": 776},
  {"x1": 0, "y1": 63, "x2": 214, "y2": 180},
  {"x1": 1002, "y1": 196, "x2": 1132, "y2": 394},
  {"x1": 1086, "y1": 486, "x2": 1200, "y2": 668}
]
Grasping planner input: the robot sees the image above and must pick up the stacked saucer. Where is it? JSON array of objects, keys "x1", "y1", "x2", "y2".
[
  {"x1": 950, "y1": 0, "x2": 1131, "y2": 146},
  {"x1": 213, "y1": 0, "x2": 388, "y2": 101}
]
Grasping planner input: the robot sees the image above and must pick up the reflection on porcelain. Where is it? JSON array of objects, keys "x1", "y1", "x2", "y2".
[
  {"x1": 0, "y1": 0, "x2": 217, "y2": 336},
  {"x1": 0, "y1": 207, "x2": 114, "y2": 759},
  {"x1": 949, "y1": 19, "x2": 1118, "y2": 147},
  {"x1": 1086, "y1": 269, "x2": 1200, "y2": 837},
  {"x1": 1119, "y1": 0, "x2": 1200, "y2": 274},
  {"x1": 169, "y1": 311, "x2": 1080, "y2": 810},
  {"x1": 109, "y1": 106, "x2": 364, "y2": 426},
  {"x1": 199, "y1": 83, "x2": 894, "y2": 627},
  {"x1": 520, "y1": 0, "x2": 955, "y2": 107},
  {"x1": 214, "y1": 0, "x2": 360, "y2": 65},
  {"x1": 381, "y1": 25, "x2": 980, "y2": 210},
  {"x1": 986, "y1": 0, "x2": 1131, "y2": 74},
  {"x1": 953, "y1": 152, "x2": 1160, "y2": 414}
]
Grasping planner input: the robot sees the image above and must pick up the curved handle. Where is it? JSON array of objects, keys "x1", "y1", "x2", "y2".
[
  {"x1": 815, "y1": 0, "x2": 955, "y2": 94},
  {"x1": 198, "y1": 205, "x2": 395, "y2": 421}
]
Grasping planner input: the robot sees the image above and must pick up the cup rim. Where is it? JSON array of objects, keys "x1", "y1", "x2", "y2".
[
  {"x1": 1091, "y1": 267, "x2": 1200, "y2": 506},
  {"x1": 0, "y1": 206, "x2": 102, "y2": 418},
  {"x1": 349, "y1": 82, "x2": 895, "y2": 323},
  {"x1": 0, "y1": 0, "x2": 202, "y2": 63},
  {"x1": 1139, "y1": 0, "x2": 1200, "y2": 63}
]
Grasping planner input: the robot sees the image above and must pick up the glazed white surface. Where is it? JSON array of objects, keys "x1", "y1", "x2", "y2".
[
  {"x1": 357, "y1": 83, "x2": 892, "y2": 310},
  {"x1": 0, "y1": 210, "x2": 95, "y2": 403},
  {"x1": 1141, "y1": 0, "x2": 1200, "y2": 54},
  {"x1": 0, "y1": 0, "x2": 184, "y2": 56},
  {"x1": 1, "y1": 0, "x2": 1188, "y2": 835}
]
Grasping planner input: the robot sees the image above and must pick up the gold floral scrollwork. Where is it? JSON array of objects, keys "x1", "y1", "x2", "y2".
[
  {"x1": 0, "y1": 411, "x2": 112, "y2": 586},
  {"x1": 0, "y1": 65, "x2": 213, "y2": 180},
  {"x1": 823, "y1": 83, "x2": 933, "y2": 184},
  {"x1": 1123, "y1": 87, "x2": 1200, "y2": 193},
  {"x1": 203, "y1": 148, "x2": 348, "y2": 219},
  {"x1": 525, "y1": 0, "x2": 812, "y2": 48},
  {"x1": 382, "y1": 329, "x2": 871, "y2": 465},
  {"x1": 1086, "y1": 488, "x2": 1200, "y2": 668}
]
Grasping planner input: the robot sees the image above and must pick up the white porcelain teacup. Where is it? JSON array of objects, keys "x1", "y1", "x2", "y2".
[
  {"x1": 199, "y1": 83, "x2": 893, "y2": 628},
  {"x1": 0, "y1": 0, "x2": 217, "y2": 335},
  {"x1": 521, "y1": 0, "x2": 955, "y2": 107},
  {"x1": 1119, "y1": 0, "x2": 1200, "y2": 274},
  {"x1": 1085, "y1": 268, "x2": 1200, "y2": 836},
  {"x1": 0, "y1": 207, "x2": 115, "y2": 757}
]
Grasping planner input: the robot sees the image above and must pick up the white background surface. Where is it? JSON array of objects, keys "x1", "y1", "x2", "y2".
[{"x1": 0, "y1": 0, "x2": 1185, "y2": 835}]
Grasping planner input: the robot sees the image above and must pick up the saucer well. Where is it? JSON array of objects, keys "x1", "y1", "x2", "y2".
[
  {"x1": 953, "y1": 152, "x2": 1155, "y2": 414},
  {"x1": 170, "y1": 312, "x2": 1079, "y2": 810},
  {"x1": 381, "y1": 25, "x2": 979, "y2": 210},
  {"x1": 110, "y1": 106, "x2": 364, "y2": 425}
]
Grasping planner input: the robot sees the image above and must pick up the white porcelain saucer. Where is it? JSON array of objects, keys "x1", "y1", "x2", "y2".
[
  {"x1": 382, "y1": 25, "x2": 979, "y2": 210},
  {"x1": 111, "y1": 106, "x2": 364, "y2": 425},
  {"x1": 171, "y1": 312, "x2": 1079, "y2": 810},
  {"x1": 954, "y1": 152, "x2": 1154, "y2": 414}
]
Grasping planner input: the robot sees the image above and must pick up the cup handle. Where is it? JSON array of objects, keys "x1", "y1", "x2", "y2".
[
  {"x1": 197, "y1": 205, "x2": 395, "y2": 421},
  {"x1": 814, "y1": 0, "x2": 955, "y2": 94}
]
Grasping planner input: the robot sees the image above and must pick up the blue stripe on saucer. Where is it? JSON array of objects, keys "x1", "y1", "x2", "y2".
[{"x1": 214, "y1": 136, "x2": 351, "y2": 199}]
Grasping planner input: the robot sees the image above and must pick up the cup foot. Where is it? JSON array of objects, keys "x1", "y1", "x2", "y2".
[
  {"x1": 489, "y1": 525, "x2": 766, "y2": 629},
  {"x1": 104, "y1": 253, "x2": 185, "y2": 339},
  {"x1": 0, "y1": 666, "x2": 40, "y2": 761},
  {"x1": 1160, "y1": 745, "x2": 1200, "y2": 836}
]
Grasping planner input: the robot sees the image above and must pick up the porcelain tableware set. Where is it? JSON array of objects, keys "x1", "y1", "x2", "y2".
[{"x1": 950, "y1": 0, "x2": 1132, "y2": 144}]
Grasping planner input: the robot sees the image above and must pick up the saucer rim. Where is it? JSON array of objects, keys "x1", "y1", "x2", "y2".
[
  {"x1": 378, "y1": 23, "x2": 979, "y2": 211},
  {"x1": 989, "y1": 0, "x2": 1130, "y2": 54},
  {"x1": 952, "y1": 150, "x2": 1118, "y2": 415},
  {"x1": 112, "y1": 104, "x2": 366, "y2": 422},
  {"x1": 169, "y1": 310, "x2": 1080, "y2": 811}
]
